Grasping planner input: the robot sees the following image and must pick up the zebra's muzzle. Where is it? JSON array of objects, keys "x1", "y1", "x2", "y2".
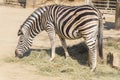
[{"x1": 15, "y1": 49, "x2": 23, "y2": 58}]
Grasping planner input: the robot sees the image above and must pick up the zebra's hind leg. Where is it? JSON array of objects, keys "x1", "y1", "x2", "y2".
[
  {"x1": 85, "y1": 37, "x2": 97, "y2": 72},
  {"x1": 59, "y1": 36, "x2": 70, "y2": 58},
  {"x1": 47, "y1": 28, "x2": 56, "y2": 61}
]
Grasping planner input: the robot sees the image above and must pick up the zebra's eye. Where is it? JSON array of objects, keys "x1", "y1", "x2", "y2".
[{"x1": 20, "y1": 40, "x2": 23, "y2": 43}]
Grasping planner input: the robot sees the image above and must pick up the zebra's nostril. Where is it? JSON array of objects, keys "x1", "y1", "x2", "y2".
[
  {"x1": 17, "y1": 54, "x2": 23, "y2": 58},
  {"x1": 15, "y1": 49, "x2": 23, "y2": 58}
]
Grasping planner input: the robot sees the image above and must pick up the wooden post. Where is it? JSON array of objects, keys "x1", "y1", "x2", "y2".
[
  {"x1": 106, "y1": 0, "x2": 109, "y2": 9},
  {"x1": 115, "y1": 1, "x2": 120, "y2": 29}
]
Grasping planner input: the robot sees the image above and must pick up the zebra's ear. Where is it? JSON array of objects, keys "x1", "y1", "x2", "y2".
[
  {"x1": 18, "y1": 29, "x2": 23, "y2": 36},
  {"x1": 18, "y1": 28, "x2": 26, "y2": 36}
]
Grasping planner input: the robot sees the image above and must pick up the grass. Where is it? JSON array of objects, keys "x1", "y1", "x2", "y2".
[{"x1": 5, "y1": 39, "x2": 120, "y2": 80}]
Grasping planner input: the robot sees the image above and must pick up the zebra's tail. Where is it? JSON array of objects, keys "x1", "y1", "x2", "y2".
[{"x1": 98, "y1": 16, "x2": 104, "y2": 60}]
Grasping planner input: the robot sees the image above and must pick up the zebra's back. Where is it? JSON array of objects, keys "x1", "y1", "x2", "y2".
[{"x1": 44, "y1": 5, "x2": 100, "y2": 39}]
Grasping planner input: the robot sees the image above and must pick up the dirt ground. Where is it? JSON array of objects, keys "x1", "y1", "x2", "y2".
[
  {"x1": 0, "y1": 5, "x2": 119, "y2": 80},
  {"x1": 0, "y1": 6, "x2": 60, "y2": 80}
]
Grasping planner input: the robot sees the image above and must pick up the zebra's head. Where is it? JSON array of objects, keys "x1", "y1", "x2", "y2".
[{"x1": 15, "y1": 26, "x2": 32, "y2": 58}]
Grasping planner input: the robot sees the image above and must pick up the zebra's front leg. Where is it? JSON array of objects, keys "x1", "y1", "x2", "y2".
[
  {"x1": 59, "y1": 36, "x2": 70, "y2": 58},
  {"x1": 86, "y1": 38, "x2": 97, "y2": 72},
  {"x1": 47, "y1": 29, "x2": 56, "y2": 61}
]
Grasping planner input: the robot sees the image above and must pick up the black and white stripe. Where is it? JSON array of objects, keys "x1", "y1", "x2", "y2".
[{"x1": 15, "y1": 4, "x2": 103, "y2": 72}]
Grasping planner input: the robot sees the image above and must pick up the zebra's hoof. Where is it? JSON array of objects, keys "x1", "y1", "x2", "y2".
[
  {"x1": 90, "y1": 68, "x2": 96, "y2": 72},
  {"x1": 65, "y1": 56, "x2": 71, "y2": 60},
  {"x1": 49, "y1": 58, "x2": 54, "y2": 62}
]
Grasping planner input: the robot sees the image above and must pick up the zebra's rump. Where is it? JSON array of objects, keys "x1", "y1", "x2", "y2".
[{"x1": 50, "y1": 5, "x2": 100, "y2": 39}]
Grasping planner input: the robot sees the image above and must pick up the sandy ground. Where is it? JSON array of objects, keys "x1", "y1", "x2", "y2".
[
  {"x1": 0, "y1": 6, "x2": 33, "y2": 57},
  {"x1": 0, "y1": 5, "x2": 120, "y2": 80},
  {"x1": 0, "y1": 6, "x2": 61, "y2": 80}
]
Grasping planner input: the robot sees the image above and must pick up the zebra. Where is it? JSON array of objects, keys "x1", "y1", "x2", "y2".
[{"x1": 15, "y1": 4, "x2": 104, "y2": 72}]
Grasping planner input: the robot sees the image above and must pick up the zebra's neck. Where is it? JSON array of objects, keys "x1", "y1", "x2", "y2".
[{"x1": 22, "y1": 6, "x2": 48, "y2": 38}]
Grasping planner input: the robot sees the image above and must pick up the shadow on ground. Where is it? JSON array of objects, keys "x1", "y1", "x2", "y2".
[
  {"x1": 29, "y1": 42, "x2": 89, "y2": 66},
  {"x1": 104, "y1": 21, "x2": 115, "y2": 30}
]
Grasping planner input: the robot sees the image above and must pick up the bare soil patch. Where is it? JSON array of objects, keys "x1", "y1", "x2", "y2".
[{"x1": 0, "y1": 5, "x2": 120, "y2": 80}]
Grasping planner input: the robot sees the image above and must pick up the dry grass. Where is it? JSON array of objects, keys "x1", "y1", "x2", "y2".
[
  {"x1": 1, "y1": 0, "x2": 119, "y2": 79},
  {"x1": 2, "y1": 1, "x2": 120, "y2": 79},
  {"x1": 5, "y1": 39, "x2": 120, "y2": 80}
]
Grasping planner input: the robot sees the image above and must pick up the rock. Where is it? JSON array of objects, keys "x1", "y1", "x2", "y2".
[{"x1": 107, "y1": 52, "x2": 120, "y2": 70}]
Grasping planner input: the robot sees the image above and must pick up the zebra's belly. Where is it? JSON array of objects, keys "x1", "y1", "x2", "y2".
[{"x1": 57, "y1": 30, "x2": 82, "y2": 40}]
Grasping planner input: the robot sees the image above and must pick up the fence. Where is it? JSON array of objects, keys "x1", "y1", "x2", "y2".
[
  {"x1": 90, "y1": 0, "x2": 117, "y2": 14},
  {"x1": 2, "y1": 0, "x2": 117, "y2": 11}
]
